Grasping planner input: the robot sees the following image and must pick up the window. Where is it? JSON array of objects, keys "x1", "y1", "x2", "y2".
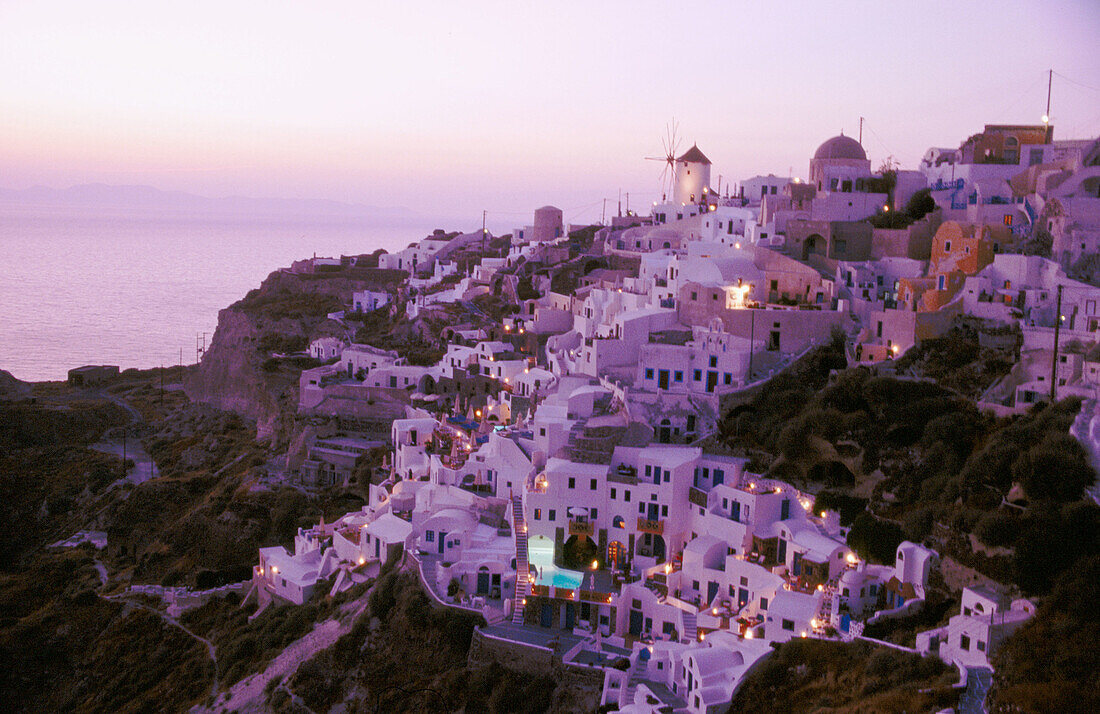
[
  {"x1": 591, "y1": 508, "x2": 597, "y2": 519},
  {"x1": 548, "y1": 509, "x2": 556, "y2": 521},
  {"x1": 664, "y1": 470, "x2": 671, "y2": 482},
  {"x1": 639, "y1": 503, "x2": 645, "y2": 514},
  {"x1": 534, "y1": 508, "x2": 542, "y2": 520},
  {"x1": 709, "y1": 356, "x2": 717, "y2": 368},
  {"x1": 760, "y1": 597, "x2": 768, "y2": 610},
  {"x1": 591, "y1": 478, "x2": 598, "y2": 490},
  {"x1": 645, "y1": 368, "x2": 654, "y2": 380},
  {"x1": 691, "y1": 291, "x2": 698, "y2": 301},
  {"x1": 625, "y1": 490, "x2": 631, "y2": 502},
  {"x1": 782, "y1": 619, "x2": 795, "y2": 631},
  {"x1": 693, "y1": 369, "x2": 702, "y2": 381},
  {"x1": 977, "y1": 640, "x2": 986, "y2": 652},
  {"x1": 944, "y1": 240, "x2": 952, "y2": 252},
  {"x1": 568, "y1": 477, "x2": 575, "y2": 489},
  {"x1": 712, "y1": 293, "x2": 718, "y2": 301},
  {"x1": 1003, "y1": 214, "x2": 1013, "y2": 226},
  {"x1": 674, "y1": 370, "x2": 683, "y2": 382},
  {"x1": 661, "y1": 505, "x2": 668, "y2": 516},
  {"x1": 960, "y1": 634, "x2": 971, "y2": 651},
  {"x1": 724, "y1": 373, "x2": 732, "y2": 385},
  {"x1": 740, "y1": 576, "x2": 748, "y2": 586},
  {"x1": 426, "y1": 531, "x2": 434, "y2": 542},
  {"x1": 611, "y1": 488, "x2": 617, "y2": 499}
]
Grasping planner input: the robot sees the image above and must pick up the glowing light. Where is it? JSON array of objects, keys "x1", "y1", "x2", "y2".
[
  {"x1": 358, "y1": 557, "x2": 366, "y2": 565},
  {"x1": 744, "y1": 629, "x2": 754, "y2": 639},
  {"x1": 712, "y1": 608, "x2": 719, "y2": 615},
  {"x1": 504, "y1": 324, "x2": 511, "y2": 331},
  {"x1": 820, "y1": 511, "x2": 826, "y2": 518},
  {"x1": 591, "y1": 560, "x2": 599, "y2": 570},
  {"x1": 271, "y1": 566, "x2": 279, "y2": 574},
  {"x1": 475, "y1": 409, "x2": 482, "y2": 417},
  {"x1": 811, "y1": 618, "x2": 820, "y2": 628},
  {"x1": 519, "y1": 328, "x2": 525, "y2": 334},
  {"x1": 709, "y1": 205, "x2": 717, "y2": 212},
  {"x1": 1042, "y1": 114, "x2": 1050, "y2": 124},
  {"x1": 793, "y1": 177, "x2": 801, "y2": 184},
  {"x1": 817, "y1": 584, "x2": 824, "y2": 591},
  {"x1": 665, "y1": 563, "x2": 673, "y2": 575},
  {"x1": 800, "y1": 631, "x2": 807, "y2": 638},
  {"x1": 734, "y1": 242, "x2": 741, "y2": 250},
  {"x1": 883, "y1": 205, "x2": 890, "y2": 212},
  {"x1": 846, "y1": 553, "x2": 858, "y2": 564},
  {"x1": 522, "y1": 598, "x2": 527, "y2": 605},
  {"x1": 699, "y1": 632, "x2": 706, "y2": 641}
]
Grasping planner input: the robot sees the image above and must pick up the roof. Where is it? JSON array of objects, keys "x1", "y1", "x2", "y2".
[
  {"x1": 366, "y1": 513, "x2": 413, "y2": 542},
  {"x1": 677, "y1": 144, "x2": 712, "y2": 165},
  {"x1": 814, "y1": 134, "x2": 868, "y2": 161}
]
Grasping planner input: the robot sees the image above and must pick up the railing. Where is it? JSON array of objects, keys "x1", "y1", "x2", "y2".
[
  {"x1": 553, "y1": 587, "x2": 576, "y2": 600},
  {"x1": 579, "y1": 589, "x2": 612, "y2": 603},
  {"x1": 568, "y1": 519, "x2": 595, "y2": 537},
  {"x1": 688, "y1": 486, "x2": 708, "y2": 508},
  {"x1": 637, "y1": 517, "x2": 664, "y2": 535},
  {"x1": 608, "y1": 470, "x2": 639, "y2": 485},
  {"x1": 530, "y1": 584, "x2": 550, "y2": 597}
]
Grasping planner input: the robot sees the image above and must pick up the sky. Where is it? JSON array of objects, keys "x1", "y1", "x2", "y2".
[{"x1": 2, "y1": 0, "x2": 1099, "y2": 228}]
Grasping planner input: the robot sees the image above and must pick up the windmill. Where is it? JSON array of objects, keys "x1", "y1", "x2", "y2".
[{"x1": 645, "y1": 121, "x2": 682, "y2": 202}]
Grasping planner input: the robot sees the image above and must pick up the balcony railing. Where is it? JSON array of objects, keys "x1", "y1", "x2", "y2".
[
  {"x1": 688, "y1": 486, "x2": 708, "y2": 508},
  {"x1": 637, "y1": 517, "x2": 664, "y2": 535},
  {"x1": 568, "y1": 519, "x2": 595, "y2": 537}
]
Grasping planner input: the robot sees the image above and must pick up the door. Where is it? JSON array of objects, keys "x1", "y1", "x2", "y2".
[
  {"x1": 438, "y1": 531, "x2": 447, "y2": 555},
  {"x1": 706, "y1": 371, "x2": 718, "y2": 393},
  {"x1": 629, "y1": 609, "x2": 644, "y2": 636},
  {"x1": 792, "y1": 552, "x2": 802, "y2": 577},
  {"x1": 777, "y1": 538, "x2": 787, "y2": 563},
  {"x1": 565, "y1": 603, "x2": 575, "y2": 629},
  {"x1": 657, "y1": 369, "x2": 669, "y2": 390},
  {"x1": 647, "y1": 503, "x2": 659, "y2": 520},
  {"x1": 540, "y1": 603, "x2": 553, "y2": 628},
  {"x1": 738, "y1": 587, "x2": 749, "y2": 608},
  {"x1": 707, "y1": 581, "x2": 719, "y2": 604},
  {"x1": 477, "y1": 570, "x2": 490, "y2": 595}
]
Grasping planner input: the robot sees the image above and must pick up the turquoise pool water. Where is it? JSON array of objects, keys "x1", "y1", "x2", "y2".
[{"x1": 537, "y1": 567, "x2": 584, "y2": 589}]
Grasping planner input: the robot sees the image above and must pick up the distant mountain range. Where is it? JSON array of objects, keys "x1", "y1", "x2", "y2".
[{"x1": 0, "y1": 183, "x2": 417, "y2": 219}]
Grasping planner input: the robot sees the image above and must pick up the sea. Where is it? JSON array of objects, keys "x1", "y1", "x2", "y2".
[{"x1": 0, "y1": 204, "x2": 443, "y2": 382}]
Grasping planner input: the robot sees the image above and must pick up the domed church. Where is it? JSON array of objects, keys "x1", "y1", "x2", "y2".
[{"x1": 809, "y1": 133, "x2": 873, "y2": 193}]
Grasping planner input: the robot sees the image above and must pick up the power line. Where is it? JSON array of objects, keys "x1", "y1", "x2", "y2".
[{"x1": 1054, "y1": 71, "x2": 1100, "y2": 93}]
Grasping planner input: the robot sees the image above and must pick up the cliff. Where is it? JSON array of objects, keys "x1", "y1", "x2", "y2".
[{"x1": 184, "y1": 266, "x2": 405, "y2": 441}]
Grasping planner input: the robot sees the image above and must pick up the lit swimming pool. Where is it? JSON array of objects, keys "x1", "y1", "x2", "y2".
[{"x1": 537, "y1": 567, "x2": 584, "y2": 589}]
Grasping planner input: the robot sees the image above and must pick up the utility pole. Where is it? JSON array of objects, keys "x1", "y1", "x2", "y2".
[
  {"x1": 859, "y1": 116, "x2": 864, "y2": 145},
  {"x1": 602, "y1": 198, "x2": 607, "y2": 225},
  {"x1": 747, "y1": 309, "x2": 756, "y2": 382},
  {"x1": 625, "y1": 192, "x2": 630, "y2": 216},
  {"x1": 1050, "y1": 284, "x2": 1064, "y2": 401},
  {"x1": 617, "y1": 189, "x2": 622, "y2": 218},
  {"x1": 482, "y1": 210, "x2": 487, "y2": 251}
]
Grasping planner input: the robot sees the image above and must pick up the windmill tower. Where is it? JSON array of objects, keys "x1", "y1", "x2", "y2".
[
  {"x1": 673, "y1": 144, "x2": 712, "y2": 206},
  {"x1": 645, "y1": 121, "x2": 682, "y2": 203}
]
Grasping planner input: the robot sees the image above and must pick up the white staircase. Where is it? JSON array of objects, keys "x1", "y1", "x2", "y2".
[
  {"x1": 682, "y1": 611, "x2": 698, "y2": 642},
  {"x1": 511, "y1": 495, "x2": 530, "y2": 625},
  {"x1": 620, "y1": 655, "x2": 647, "y2": 705}
]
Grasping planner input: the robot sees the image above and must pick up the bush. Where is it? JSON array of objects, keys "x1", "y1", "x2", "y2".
[
  {"x1": 847, "y1": 513, "x2": 906, "y2": 564},
  {"x1": 974, "y1": 511, "x2": 1018, "y2": 548}
]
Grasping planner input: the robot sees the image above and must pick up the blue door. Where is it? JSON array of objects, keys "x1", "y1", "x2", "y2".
[
  {"x1": 540, "y1": 603, "x2": 553, "y2": 628},
  {"x1": 738, "y1": 588, "x2": 749, "y2": 607},
  {"x1": 565, "y1": 603, "x2": 575, "y2": 629},
  {"x1": 629, "y1": 609, "x2": 644, "y2": 636},
  {"x1": 707, "y1": 581, "x2": 719, "y2": 604},
  {"x1": 792, "y1": 552, "x2": 802, "y2": 576},
  {"x1": 777, "y1": 538, "x2": 787, "y2": 563},
  {"x1": 840, "y1": 613, "x2": 851, "y2": 633},
  {"x1": 477, "y1": 570, "x2": 490, "y2": 595},
  {"x1": 438, "y1": 531, "x2": 447, "y2": 555}
]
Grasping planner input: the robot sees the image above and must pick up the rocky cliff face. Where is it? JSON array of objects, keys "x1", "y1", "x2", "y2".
[{"x1": 184, "y1": 267, "x2": 404, "y2": 441}]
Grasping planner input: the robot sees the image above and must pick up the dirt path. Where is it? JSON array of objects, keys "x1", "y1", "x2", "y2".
[{"x1": 195, "y1": 591, "x2": 371, "y2": 713}]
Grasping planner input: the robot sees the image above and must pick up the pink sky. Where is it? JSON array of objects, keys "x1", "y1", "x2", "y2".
[{"x1": 2, "y1": 1, "x2": 1098, "y2": 226}]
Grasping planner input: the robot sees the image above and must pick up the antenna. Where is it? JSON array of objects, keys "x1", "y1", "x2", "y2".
[{"x1": 645, "y1": 120, "x2": 682, "y2": 202}]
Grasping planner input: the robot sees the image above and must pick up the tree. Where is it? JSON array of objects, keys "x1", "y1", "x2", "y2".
[
  {"x1": 903, "y1": 189, "x2": 935, "y2": 221},
  {"x1": 847, "y1": 513, "x2": 905, "y2": 564}
]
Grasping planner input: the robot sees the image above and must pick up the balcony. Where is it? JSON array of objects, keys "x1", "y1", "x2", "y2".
[
  {"x1": 688, "y1": 486, "x2": 708, "y2": 508},
  {"x1": 568, "y1": 519, "x2": 595, "y2": 537},
  {"x1": 608, "y1": 465, "x2": 638, "y2": 485},
  {"x1": 637, "y1": 517, "x2": 664, "y2": 535}
]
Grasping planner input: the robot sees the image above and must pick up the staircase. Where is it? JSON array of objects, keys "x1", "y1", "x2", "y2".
[
  {"x1": 511, "y1": 496, "x2": 530, "y2": 625},
  {"x1": 621, "y1": 655, "x2": 647, "y2": 705},
  {"x1": 682, "y1": 611, "x2": 698, "y2": 642}
]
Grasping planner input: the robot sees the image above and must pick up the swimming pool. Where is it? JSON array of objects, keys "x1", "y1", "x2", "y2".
[{"x1": 537, "y1": 567, "x2": 584, "y2": 589}]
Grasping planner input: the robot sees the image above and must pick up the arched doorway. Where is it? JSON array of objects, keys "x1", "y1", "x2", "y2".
[
  {"x1": 562, "y1": 535, "x2": 598, "y2": 569},
  {"x1": 802, "y1": 234, "x2": 827, "y2": 261}
]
